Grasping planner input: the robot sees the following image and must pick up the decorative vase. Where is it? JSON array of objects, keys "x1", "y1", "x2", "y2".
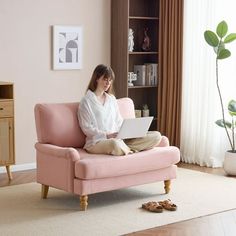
[
  {"x1": 141, "y1": 28, "x2": 151, "y2": 51},
  {"x1": 223, "y1": 151, "x2": 236, "y2": 176}
]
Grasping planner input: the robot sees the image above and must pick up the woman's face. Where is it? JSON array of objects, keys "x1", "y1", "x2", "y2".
[{"x1": 96, "y1": 75, "x2": 112, "y2": 92}]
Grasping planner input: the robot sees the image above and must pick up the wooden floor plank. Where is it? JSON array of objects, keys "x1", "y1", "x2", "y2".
[{"x1": 0, "y1": 169, "x2": 36, "y2": 187}]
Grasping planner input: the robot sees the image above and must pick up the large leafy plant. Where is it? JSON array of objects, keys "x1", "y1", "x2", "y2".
[{"x1": 204, "y1": 21, "x2": 236, "y2": 152}]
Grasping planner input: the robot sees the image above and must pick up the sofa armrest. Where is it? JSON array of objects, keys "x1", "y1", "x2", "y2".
[
  {"x1": 156, "y1": 136, "x2": 170, "y2": 147},
  {"x1": 35, "y1": 142, "x2": 80, "y2": 193},
  {"x1": 35, "y1": 143, "x2": 81, "y2": 161}
]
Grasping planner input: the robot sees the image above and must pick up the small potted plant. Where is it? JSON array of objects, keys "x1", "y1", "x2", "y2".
[
  {"x1": 142, "y1": 104, "x2": 149, "y2": 117},
  {"x1": 204, "y1": 20, "x2": 236, "y2": 174}
]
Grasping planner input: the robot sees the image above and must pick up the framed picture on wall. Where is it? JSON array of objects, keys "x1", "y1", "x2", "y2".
[{"x1": 53, "y1": 25, "x2": 83, "y2": 70}]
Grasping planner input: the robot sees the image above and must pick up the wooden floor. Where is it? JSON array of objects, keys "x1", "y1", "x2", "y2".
[
  {"x1": 0, "y1": 168, "x2": 36, "y2": 187},
  {"x1": 1, "y1": 163, "x2": 236, "y2": 236}
]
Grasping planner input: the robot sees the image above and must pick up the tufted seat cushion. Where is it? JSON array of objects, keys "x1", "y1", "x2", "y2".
[{"x1": 75, "y1": 147, "x2": 180, "y2": 180}]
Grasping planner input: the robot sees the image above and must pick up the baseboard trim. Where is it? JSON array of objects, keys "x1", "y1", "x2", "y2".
[{"x1": 0, "y1": 163, "x2": 36, "y2": 173}]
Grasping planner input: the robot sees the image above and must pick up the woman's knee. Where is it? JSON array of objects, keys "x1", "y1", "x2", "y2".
[
  {"x1": 85, "y1": 139, "x2": 123, "y2": 155},
  {"x1": 107, "y1": 139, "x2": 125, "y2": 155},
  {"x1": 108, "y1": 139, "x2": 120, "y2": 149},
  {"x1": 109, "y1": 139, "x2": 132, "y2": 155},
  {"x1": 147, "y1": 131, "x2": 162, "y2": 146}
]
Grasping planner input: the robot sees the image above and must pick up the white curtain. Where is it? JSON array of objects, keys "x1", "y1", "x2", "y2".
[{"x1": 181, "y1": 0, "x2": 236, "y2": 167}]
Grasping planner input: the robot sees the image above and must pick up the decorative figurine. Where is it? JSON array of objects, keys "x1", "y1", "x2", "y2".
[
  {"x1": 141, "y1": 28, "x2": 151, "y2": 51},
  {"x1": 128, "y1": 72, "x2": 137, "y2": 86},
  {"x1": 128, "y1": 28, "x2": 134, "y2": 52}
]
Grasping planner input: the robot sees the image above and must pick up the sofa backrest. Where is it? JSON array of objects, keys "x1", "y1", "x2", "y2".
[{"x1": 34, "y1": 97, "x2": 135, "y2": 148}]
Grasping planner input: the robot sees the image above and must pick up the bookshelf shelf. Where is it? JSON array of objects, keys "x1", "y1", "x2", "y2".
[
  {"x1": 129, "y1": 51, "x2": 158, "y2": 55},
  {"x1": 129, "y1": 16, "x2": 159, "y2": 20},
  {"x1": 128, "y1": 85, "x2": 157, "y2": 89}
]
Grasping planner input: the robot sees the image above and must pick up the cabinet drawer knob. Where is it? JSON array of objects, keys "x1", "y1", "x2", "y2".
[{"x1": 0, "y1": 107, "x2": 3, "y2": 110}]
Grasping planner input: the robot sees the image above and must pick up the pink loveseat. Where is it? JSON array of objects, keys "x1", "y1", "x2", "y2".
[{"x1": 34, "y1": 98, "x2": 180, "y2": 210}]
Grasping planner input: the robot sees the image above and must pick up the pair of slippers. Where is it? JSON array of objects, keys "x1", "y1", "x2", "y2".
[{"x1": 141, "y1": 199, "x2": 177, "y2": 213}]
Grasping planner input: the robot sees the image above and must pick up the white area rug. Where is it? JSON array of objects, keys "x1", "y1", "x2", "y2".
[{"x1": 1, "y1": 168, "x2": 236, "y2": 236}]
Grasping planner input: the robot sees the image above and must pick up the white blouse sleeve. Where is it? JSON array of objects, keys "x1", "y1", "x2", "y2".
[
  {"x1": 78, "y1": 101, "x2": 107, "y2": 141},
  {"x1": 113, "y1": 96, "x2": 123, "y2": 130}
]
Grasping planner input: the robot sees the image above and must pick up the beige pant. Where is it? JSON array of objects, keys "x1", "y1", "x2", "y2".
[{"x1": 86, "y1": 131, "x2": 162, "y2": 156}]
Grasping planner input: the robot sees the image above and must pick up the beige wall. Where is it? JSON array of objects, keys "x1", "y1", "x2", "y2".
[{"x1": 0, "y1": 0, "x2": 111, "y2": 165}]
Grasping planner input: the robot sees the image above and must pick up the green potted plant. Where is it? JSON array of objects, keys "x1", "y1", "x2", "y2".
[
  {"x1": 215, "y1": 100, "x2": 236, "y2": 151},
  {"x1": 215, "y1": 100, "x2": 236, "y2": 175},
  {"x1": 204, "y1": 20, "x2": 236, "y2": 175}
]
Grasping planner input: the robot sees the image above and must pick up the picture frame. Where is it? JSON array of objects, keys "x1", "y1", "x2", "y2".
[{"x1": 53, "y1": 25, "x2": 83, "y2": 70}]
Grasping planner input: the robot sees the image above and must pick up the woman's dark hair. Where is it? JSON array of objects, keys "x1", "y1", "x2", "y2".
[{"x1": 87, "y1": 64, "x2": 115, "y2": 94}]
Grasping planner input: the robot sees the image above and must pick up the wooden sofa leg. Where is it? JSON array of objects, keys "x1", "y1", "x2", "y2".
[
  {"x1": 164, "y1": 180, "x2": 171, "y2": 194},
  {"x1": 41, "y1": 184, "x2": 49, "y2": 199},
  {"x1": 80, "y1": 195, "x2": 88, "y2": 211}
]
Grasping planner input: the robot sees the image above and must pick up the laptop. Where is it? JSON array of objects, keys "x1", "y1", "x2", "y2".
[{"x1": 116, "y1": 116, "x2": 153, "y2": 139}]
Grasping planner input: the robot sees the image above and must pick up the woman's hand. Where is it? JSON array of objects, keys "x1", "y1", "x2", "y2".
[{"x1": 106, "y1": 132, "x2": 118, "y2": 139}]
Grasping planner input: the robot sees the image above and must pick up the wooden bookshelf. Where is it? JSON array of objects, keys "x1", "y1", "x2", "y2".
[{"x1": 111, "y1": 0, "x2": 159, "y2": 130}]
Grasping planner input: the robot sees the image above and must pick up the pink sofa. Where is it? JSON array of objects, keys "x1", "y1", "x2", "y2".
[{"x1": 34, "y1": 98, "x2": 180, "y2": 210}]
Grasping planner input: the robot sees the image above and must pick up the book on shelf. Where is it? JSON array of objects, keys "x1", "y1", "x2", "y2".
[
  {"x1": 134, "y1": 64, "x2": 158, "y2": 86},
  {"x1": 145, "y1": 63, "x2": 158, "y2": 86},
  {"x1": 133, "y1": 65, "x2": 146, "y2": 86}
]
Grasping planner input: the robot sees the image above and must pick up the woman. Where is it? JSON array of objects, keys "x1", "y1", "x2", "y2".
[{"x1": 78, "y1": 64, "x2": 162, "y2": 156}]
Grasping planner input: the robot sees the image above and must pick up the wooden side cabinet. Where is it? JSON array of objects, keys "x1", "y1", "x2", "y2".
[{"x1": 0, "y1": 82, "x2": 15, "y2": 180}]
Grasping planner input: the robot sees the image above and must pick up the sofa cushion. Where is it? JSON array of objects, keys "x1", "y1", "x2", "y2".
[
  {"x1": 75, "y1": 147, "x2": 180, "y2": 180},
  {"x1": 117, "y1": 97, "x2": 135, "y2": 119},
  {"x1": 35, "y1": 103, "x2": 86, "y2": 148}
]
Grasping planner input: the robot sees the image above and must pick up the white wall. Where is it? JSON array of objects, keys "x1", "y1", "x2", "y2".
[{"x1": 0, "y1": 0, "x2": 111, "y2": 165}]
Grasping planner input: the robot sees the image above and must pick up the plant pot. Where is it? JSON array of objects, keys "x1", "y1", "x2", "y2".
[
  {"x1": 223, "y1": 151, "x2": 236, "y2": 176},
  {"x1": 142, "y1": 109, "x2": 149, "y2": 117}
]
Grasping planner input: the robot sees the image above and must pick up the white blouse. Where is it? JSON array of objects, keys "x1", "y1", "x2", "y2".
[{"x1": 78, "y1": 90, "x2": 123, "y2": 149}]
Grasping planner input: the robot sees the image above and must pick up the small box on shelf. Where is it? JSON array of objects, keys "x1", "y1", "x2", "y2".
[{"x1": 135, "y1": 109, "x2": 142, "y2": 118}]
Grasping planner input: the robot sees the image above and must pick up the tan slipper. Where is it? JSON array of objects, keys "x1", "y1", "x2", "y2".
[
  {"x1": 158, "y1": 199, "x2": 177, "y2": 211},
  {"x1": 141, "y1": 201, "x2": 163, "y2": 213}
]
